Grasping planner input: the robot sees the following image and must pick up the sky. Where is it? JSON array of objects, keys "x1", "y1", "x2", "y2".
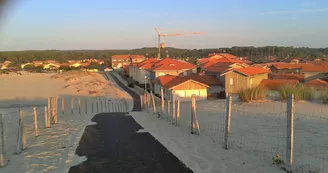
[{"x1": 0, "y1": 0, "x2": 328, "y2": 51}]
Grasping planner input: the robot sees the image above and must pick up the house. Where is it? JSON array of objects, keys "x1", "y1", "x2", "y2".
[
  {"x1": 32, "y1": 61, "x2": 43, "y2": 67},
  {"x1": 111, "y1": 55, "x2": 145, "y2": 69},
  {"x1": 305, "y1": 79, "x2": 328, "y2": 89},
  {"x1": 270, "y1": 63, "x2": 303, "y2": 73},
  {"x1": 153, "y1": 75, "x2": 223, "y2": 99},
  {"x1": 0, "y1": 63, "x2": 7, "y2": 70},
  {"x1": 148, "y1": 58, "x2": 196, "y2": 81},
  {"x1": 129, "y1": 58, "x2": 158, "y2": 85},
  {"x1": 21, "y1": 63, "x2": 33, "y2": 69},
  {"x1": 153, "y1": 75, "x2": 217, "y2": 100},
  {"x1": 259, "y1": 79, "x2": 299, "y2": 99},
  {"x1": 197, "y1": 53, "x2": 246, "y2": 67},
  {"x1": 221, "y1": 67, "x2": 270, "y2": 94},
  {"x1": 69, "y1": 61, "x2": 82, "y2": 68},
  {"x1": 269, "y1": 73, "x2": 305, "y2": 82},
  {"x1": 43, "y1": 62, "x2": 61, "y2": 69}
]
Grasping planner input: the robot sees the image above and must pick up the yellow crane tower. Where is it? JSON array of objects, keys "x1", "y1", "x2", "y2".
[{"x1": 154, "y1": 28, "x2": 204, "y2": 59}]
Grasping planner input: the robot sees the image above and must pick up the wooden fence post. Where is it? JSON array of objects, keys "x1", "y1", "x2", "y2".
[
  {"x1": 33, "y1": 107, "x2": 39, "y2": 137},
  {"x1": 97, "y1": 99, "x2": 99, "y2": 113},
  {"x1": 44, "y1": 106, "x2": 49, "y2": 128},
  {"x1": 54, "y1": 97, "x2": 58, "y2": 123},
  {"x1": 172, "y1": 91, "x2": 176, "y2": 124},
  {"x1": 61, "y1": 97, "x2": 64, "y2": 114},
  {"x1": 85, "y1": 100, "x2": 88, "y2": 115},
  {"x1": 176, "y1": 100, "x2": 180, "y2": 126},
  {"x1": 0, "y1": 114, "x2": 6, "y2": 167},
  {"x1": 191, "y1": 94, "x2": 200, "y2": 135},
  {"x1": 161, "y1": 88, "x2": 164, "y2": 118},
  {"x1": 92, "y1": 100, "x2": 94, "y2": 113},
  {"x1": 191, "y1": 95, "x2": 195, "y2": 134},
  {"x1": 224, "y1": 94, "x2": 232, "y2": 149},
  {"x1": 167, "y1": 100, "x2": 170, "y2": 120},
  {"x1": 286, "y1": 94, "x2": 294, "y2": 172},
  {"x1": 71, "y1": 97, "x2": 74, "y2": 114},
  {"x1": 47, "y1": 99, "x2": 51, "y2": 127},
  {"x1": 78, "y1": 98, "x2": 81, "y2": 115},
  {"x1": 51, "y1": 97, "x2": 56, "y2": 124},
  {"x1": 151, "y1": 92, "x2": 156, "y2": 113},
  {"x1": 16, "y1": 108, "x2": 26, "y2": 153},
  {"x1": 140, "y1": 95, "x2": 143, "y2": 110},
  {"x1": 108, "y1": 102, "x2": 110, "y2": 112}
]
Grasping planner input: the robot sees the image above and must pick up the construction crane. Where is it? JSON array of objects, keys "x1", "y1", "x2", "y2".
[{"x1": 155, "y1": 28, "x2": 204, "y2": 59}]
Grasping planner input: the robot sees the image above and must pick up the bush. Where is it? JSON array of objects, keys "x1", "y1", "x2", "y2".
[
  {"x1": 321, "y1": 89, "x2": 328, "y2": 104},
  {"x1": 238, "y1": 86, "x2": 267, "y2": 102},
  {"x1": 279, "y1": 84, "x2": 315, "y2": 101}
]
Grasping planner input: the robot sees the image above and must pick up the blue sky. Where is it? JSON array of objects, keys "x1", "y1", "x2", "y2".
[{"x1": 0, "y1": 0, "x2": 328, "y2": 51}]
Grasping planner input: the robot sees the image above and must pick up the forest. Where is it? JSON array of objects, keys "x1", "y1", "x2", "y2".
[{"x1": 1, "y1": 46, "x2": 327, "y2": 65}]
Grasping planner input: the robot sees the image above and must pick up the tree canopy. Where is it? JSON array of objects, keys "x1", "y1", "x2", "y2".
[{"x1": 1, "y1": 46, "x2": 327, "y2": 64}]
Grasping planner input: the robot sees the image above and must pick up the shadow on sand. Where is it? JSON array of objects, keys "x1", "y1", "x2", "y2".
[{"x1": 68, "y1": 112, "x2": 194, "y2": 173}]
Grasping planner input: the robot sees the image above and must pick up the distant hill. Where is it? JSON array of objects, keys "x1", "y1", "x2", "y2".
[{"x1": 1, "y1": 46, "x2": 327, "y2": 64}]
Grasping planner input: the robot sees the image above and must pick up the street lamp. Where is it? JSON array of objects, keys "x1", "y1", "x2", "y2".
[{"x1": 144, "y1": 76, "x2": 147, "y2": 91}]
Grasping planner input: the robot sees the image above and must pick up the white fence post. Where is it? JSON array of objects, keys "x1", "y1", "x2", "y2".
[
  {"x1": 224, "y1": 94, "x2": 232, "y2": 149},
  {"x1": 286, "y1": 94, "x2": 294, "y2": 172}
]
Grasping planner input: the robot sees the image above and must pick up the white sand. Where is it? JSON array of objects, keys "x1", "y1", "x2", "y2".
[
  {"x1": 0, "y1": 71, "x2": 133, "y2": 173},
  {"x1": 130, "y1": 99, "x2": 328, "y2": 173}
]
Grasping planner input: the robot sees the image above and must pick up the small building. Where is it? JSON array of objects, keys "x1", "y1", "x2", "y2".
[
  {"x1": 221, "y1": 67, "x2": 269, "y2": 94},
  {"x1": 104, "y1": 67, "x2": 113, "y2": 72},
  {"x1": 43, "y1": 62, "x2": 61, "y2": 69},
  {"x1": 305, "y1": 79, "x2": 328, "y2": 89},
  {"x1": 153, "y1": 75, "x2": 222, "y2": 100},
  {"x1": 269, "y1": 73, "x2": 305, "y2": 82},
  {"x1": 111, "y1": 55, "x2": 145, "y2": 69}
]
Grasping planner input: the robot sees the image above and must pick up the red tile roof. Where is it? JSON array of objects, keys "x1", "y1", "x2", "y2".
[
  {"x1": 197, "y1": 53, "x2": 246, "y2": 67},
  {"x1": 305, "y1": 79, "x2": 328, "y2": 88},
  {"x1": 269, "y1": 73, "x2": 305, "y2": 82},
  {"x1": 156, "y1": 74, "x2": 221, "y2": 89},
  {"x1": 233, "y1": 67, "x2": 269, "y2": 76},
  {"x1": 271, "y1": 63, "x2": 328, "y2": 73},
  {"x1": 149, "y1": 58, "x2": 195, "y2": 71},
  {"x1": 259, "y1": 79, "x2": 299, "y2": 90},
  {"x1": 137, "y1": 58, "x2": 159, "y2": 69},
  {"x1": 271, "y1": 63, "x2": 303, "y2": 69}
]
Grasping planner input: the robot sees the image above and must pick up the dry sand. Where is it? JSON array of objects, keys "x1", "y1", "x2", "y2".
[{"x1": 0, "y1": 71, "x2": 133, "y2": 173}]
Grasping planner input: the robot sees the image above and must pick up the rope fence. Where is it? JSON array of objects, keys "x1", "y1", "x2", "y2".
[
  {"x1": 141, "y1": 92, "x2": 328, "y2": 173},
  {"x1": 0, "y1": 96, "x2": 128, "y2": 168}
]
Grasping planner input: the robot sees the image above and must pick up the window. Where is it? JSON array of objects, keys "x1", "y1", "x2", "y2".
[
  {"x1": 230, "y1": 78, "x2": 234, "y2": 86},
  {"x1": 113, "y1": 59, "x2": 117, "y2": 62},
  {"x1": 250, "y1": 78, "x2": 253, "y2": 85}
]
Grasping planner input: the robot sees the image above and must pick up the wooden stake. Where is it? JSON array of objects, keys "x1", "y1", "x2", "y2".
[
  {"x1": 161, "y1": 88, "x2": 164, "y2": 118},
  {"x1": 78, "y1": 98, "x2": 81, "y2": 115},
  {"x1": 33, "y1": 107, "x2": 39, "y2": 137},
  {"x1": 17, "y1": 108, "x2": 26, "y2": 153},
  {"x1": 47, "y1": 99, "x2": 51, "y2": 127},
  {"x1": 61, "y1": 97, "x2": 64, "y2": 114},
  {"x1": 224, "y1": 94, "x2": 232, "y2": 149},
  {"x1": 191, "y1": 95, "x2": 195, "y2": 134},
  {"x1": 85, "y1": 100, "x2": 88, "y2": 115},
  {"x1": 54, "y1": 97, "x2": 58, "y2": 123},
  {"x1": 140, "y1": 95, "x2": 143, "y2": 110},
  {"x1": 0, "y1": 114, "x2": 5, "y2": 167},
  {"x1": 108, "y1": 102, "x2": 110, "y2": 112},
  {"x1": 176, "y1": 100, "x2": 180, "y2": 125},
  {"x1": 167, "y1": 100, "x2": 170, "y2": 120},
  {"x1": 97, "y1": 100, "x2": 99, "y2": 113},
  {"x1": 71, "y1": 97, "x2": 74, "y2": 114},
  {"x1": 44, "y1": 106, "x2": 49, "y2": 128},
  {"x1": 172, "y1": 91, "x2": 176, "y2": 124},
  {"x1": 286, "y1": 94, "x2": 294, "y2": 172},
  {"x1": 92, "y1": 100, "x2": 94, "y2": 113},
  {"x1": 151, "y1": 92, "x2": 156, "y2": 113}
]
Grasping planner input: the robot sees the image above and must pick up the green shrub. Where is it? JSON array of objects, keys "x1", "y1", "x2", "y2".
[
  {"x1": 238, "y1": 86, "x2": 267, "y2": 102},
  {"x1": 279, "y1": 84, "x2": 315, "y2": 101},
  {"x1": 321, "y1": 89, "x2": 328, "y2": 104}
]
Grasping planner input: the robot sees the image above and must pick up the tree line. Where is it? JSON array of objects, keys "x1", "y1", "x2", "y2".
[{"x1": 1, "y1": 46, "x2": 327, "y2": 65}]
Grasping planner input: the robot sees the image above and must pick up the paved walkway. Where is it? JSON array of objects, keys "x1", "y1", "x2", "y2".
[{"x1": 69, "y1": 72, "x2": 193, "y2": 173}]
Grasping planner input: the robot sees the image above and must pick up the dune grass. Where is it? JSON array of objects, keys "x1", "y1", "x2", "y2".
[
  {"x1": 238, "y1": 86, "x2": 267, "y2": 102},
  {"x1": 279, "y1": 84, "x2": 315, "y2": 101}
]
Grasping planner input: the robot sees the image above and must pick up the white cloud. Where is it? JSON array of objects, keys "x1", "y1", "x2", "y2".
[{"x1": 261, "y1": 8, "x2": 328, "y2": 15}]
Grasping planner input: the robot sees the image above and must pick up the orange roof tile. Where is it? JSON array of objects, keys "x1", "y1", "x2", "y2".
[
  {"x1": 233, "y1": 67, "x2": 269, "y2": 76},
  {"x1": 269, "y1": 73, "x2": 305, "y2": 82},
  {"x1": 259, "y1": 79, "x2": 299, "y2": 90},
  {"x1": 149, "y1": 58, "x2": 195, "y2": 71},
  {"x1": 305, "y1": 79, "x2": 328, "y2": 88},
  {"x1": 157, "y1": 75, "x2": 177, "y2": 86}
]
